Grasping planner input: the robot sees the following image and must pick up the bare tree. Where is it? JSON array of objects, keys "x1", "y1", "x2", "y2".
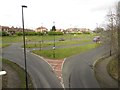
[{"x1": 117, "y1": 1, "x2": 120, "y2": 83}]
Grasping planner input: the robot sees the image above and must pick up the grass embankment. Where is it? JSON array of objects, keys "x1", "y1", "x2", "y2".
[
  {"x1": 32, "y1": 43, "x2": 100, "y2": 59},
  {"x1": 107, "y1": 59, "x2": 119, "y2": 81},
  {"x1": 1, "y1": 58, "x2": 34, "y2": 88}
]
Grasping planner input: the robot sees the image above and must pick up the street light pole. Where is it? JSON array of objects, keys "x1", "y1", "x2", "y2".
[
  {"x1": 22, "y1": 5, "x2": 28, "y2": 90},
  {"x1": 52, "y1": 21, "x2": 56, "y2": 58},
  {"x1": 41, "y1": 23, "x2": 43, "y2": 43},
  {"x1": 53, "y1": 32, "x2": 55, "y2": 58}
]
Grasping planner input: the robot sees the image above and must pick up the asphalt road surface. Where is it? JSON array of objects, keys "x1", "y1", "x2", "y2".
[
  {"x1": 62, "y1": 45, "x2": 110, "y2": 88},
  {"x1": 2, "y1": 43, "x2": 62, "y2": 88}
]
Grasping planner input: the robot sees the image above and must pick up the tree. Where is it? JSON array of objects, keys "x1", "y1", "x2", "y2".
[
  {"x1": 51, "y1": 25, "x2": 56, "y2": 31},
  {"x1": 117, "y1": 1, "x2": 120, "y2": 82},
  {"x1": 94, "y1": 27, "x2": 104, "y2": 33}
]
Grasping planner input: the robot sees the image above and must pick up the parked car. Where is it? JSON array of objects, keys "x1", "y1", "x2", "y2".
[
  {"x1": 59, "y1": 38, "x2": 65, "y2": 41},
  {"x1": 93, "y1": 36, "x2": 100, "y2": 43}
]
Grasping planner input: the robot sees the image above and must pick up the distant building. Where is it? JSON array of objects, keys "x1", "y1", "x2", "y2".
[
  {"x1": 0, "y1": 25, "x2": 34, "y2": 35},
  {"x1": 65, "y1": 28, "x2": 91, "y2": 33},
  {"x1": 56, "y1": 29, "x2": 65, "y2": 32},
  {"x1": 36, "y1": 26, "x2": 48, "y2": 33}
]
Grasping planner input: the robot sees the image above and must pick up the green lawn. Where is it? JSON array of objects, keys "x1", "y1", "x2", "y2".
[
  {"x1": 1, "y1": 33, "x2": 96, "y2": 43},
  {"x1": 32, "y1": 43, "x2": 100, "y2": 59}
]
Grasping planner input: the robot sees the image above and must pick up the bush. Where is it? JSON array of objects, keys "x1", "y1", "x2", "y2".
[
  {"x1": 16, "y1": 32, "x2": 44, "y2": 36},
  {"x1": 16, "y1": 32, "x2": 23, "y2": 36},
  {"x1": 83, "y1": 31, "x2": 90, "y2": 34},
  {"x1": 48, "y1": 31, "x2": 63, "y2": 35},
  {"x1": 0, "y1": 31, "x2": 9, "y2": 36},
  {"x1": 70, "y1": 32, "x2": 82, "y2": 35},
  {"x1": 36, "y1": 32, "x2": 44, "y2": 36}
]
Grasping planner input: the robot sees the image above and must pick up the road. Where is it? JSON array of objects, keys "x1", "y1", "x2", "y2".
[
  {"x1": 62, "y1": 45, "x2": 110, "y2": 88},
  {"x1": 2, "y1": 43, "x2": 62, "y2": 88}
]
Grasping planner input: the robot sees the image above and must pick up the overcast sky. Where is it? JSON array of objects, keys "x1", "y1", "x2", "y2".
[{"x1": 0, "y1": 0, "x2": 119, "y2": 30}]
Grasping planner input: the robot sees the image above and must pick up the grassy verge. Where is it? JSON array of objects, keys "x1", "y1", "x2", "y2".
[
  {"x1": 107, "y1": 59, "x2": 119, "y2": 81},
  {"x1": 32, "y1": 43, "x2": 100, "y2": 59},
  {"x1": 2, "y1": 58, "x2": 34, "y2": 88},
  {"x1": 24, "y1": 39, "x2": 91, "y2": 48},
  {"x1": 0, "y1": 44, "x2": 10, "y2": 48}
]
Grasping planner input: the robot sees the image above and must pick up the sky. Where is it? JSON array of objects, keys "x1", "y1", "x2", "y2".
[{"x1": 0, "y1": 0, "x2": 119, "y2": 30}]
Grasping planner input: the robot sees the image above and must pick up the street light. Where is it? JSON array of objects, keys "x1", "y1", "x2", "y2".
[
  {"x1": 22, "y1": 5, "x2": 28, "y2": 90},
  {"x1": 52, "y1": 21, "x2": 56, "y2": 58},
  {"x1": 41, "y1": 23, "x2": 44, "y2": 43}
]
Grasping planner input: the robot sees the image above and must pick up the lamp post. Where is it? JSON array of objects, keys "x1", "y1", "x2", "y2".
[
  {"x1": 22, "y1": 5, "x2": 28, "y2": 90},
  {"x1": 52, "y1": 21, "x2": 56, "y2": 58},
  {"x1": 41, "y1": 23, "x2": 44, "y2": 43}
]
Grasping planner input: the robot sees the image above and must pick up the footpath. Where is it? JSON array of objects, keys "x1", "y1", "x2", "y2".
[
  {"x1": 94, "y1": 56, "x2": 118, "y2": 88},
  {"x1": 44, "y1": 58, "x2": 64, "y2": 82}
]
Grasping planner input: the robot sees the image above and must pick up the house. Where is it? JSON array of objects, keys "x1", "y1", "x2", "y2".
[
  {"x1": 66, "y1": 28, "x2": 91, "y2": 33},
  {"x1": 36, "y1": 26, "x2": 48, "y2": 33},
  {"x1": 0, "y1": 25, "x2": 34, "y2": 35}
]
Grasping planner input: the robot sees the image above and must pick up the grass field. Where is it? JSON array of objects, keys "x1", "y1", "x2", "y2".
[
  {"x1": 1, "y1": 33, "x2": 96, "y2": 43},
  {"x1": 32, "y1": 43, "x2": 100, "y2": 59}
]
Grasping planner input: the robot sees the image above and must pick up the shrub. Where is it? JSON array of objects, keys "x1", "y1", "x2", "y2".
[
  {"x1": 48, "y1": 31, "x2": 63, "y2": 35},
  {"x1": 0, "y1": 31, "x2": 9, "y2": 36},
  {"x1": 16, "y1": 32, "x2": 44, "y2": 36},
  {"x1": 83, "y1": 31, "x2": 90, "y2": 34},
  {"x1": 16, "y1": 32, "x2": 23, "y2": 36}
]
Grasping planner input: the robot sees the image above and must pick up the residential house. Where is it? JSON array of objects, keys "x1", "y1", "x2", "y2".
[
  {"x1": 0, "y1": 25, "x2": 34, "y2": 35},
  {"x1": 36, "y1": 26, "x2": 48, "y2": 33},
  {"x1": 66, "y1": 28, "x2": 91, "y2": 33}
]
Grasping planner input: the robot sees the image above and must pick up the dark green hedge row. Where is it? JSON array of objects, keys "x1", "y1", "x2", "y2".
[
  {"x1": 16, "y1": 32, "x2": 44, "y2": 36},
  {"x1": 47, "y1": 31, "x2": 64, "y2": 35},
  {"x1": 0, "y1": 31, "x2": 9, "y2": 36}
]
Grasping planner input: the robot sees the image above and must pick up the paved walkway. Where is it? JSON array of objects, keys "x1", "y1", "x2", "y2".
[
  {"x1": 44, "y1": 58, "x2": 64, "y2": 82},
  {"x1": 94, "y1": 56, "x2": 118, "y2": 88}
]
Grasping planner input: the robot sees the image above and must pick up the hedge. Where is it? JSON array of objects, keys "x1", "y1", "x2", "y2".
[{"x1": 47, "y1": 31, "x2": 63, "y2": 35}]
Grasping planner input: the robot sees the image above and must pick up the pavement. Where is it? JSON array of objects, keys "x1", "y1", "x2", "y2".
[
  {"x1": 2, "y1": 63, "x2": 20, "y2": 88},
  {"x1": 94, "y1": 56, "x2": 118, "y2": 88}
]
